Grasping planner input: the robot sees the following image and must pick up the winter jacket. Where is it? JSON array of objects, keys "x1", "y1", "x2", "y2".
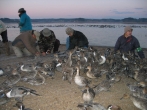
[
  {"x1": 0, "y1": 20, "x2": 6, "y2": 34},
  {"x1": 19, "y1": 12, "x2": 32, "y2": 32},
  {"x1": 12, "y1": 30, "x2": 38, "y2": 55},
  {"x1": 68, "y1": 30, "x2": 89, "y2": 50},
  {"x1": 38, "y1": 30, "x2": 56, "y2": 53},
  {"x1": 114, "y1": 35, "x2": 145, "y2": 58}
]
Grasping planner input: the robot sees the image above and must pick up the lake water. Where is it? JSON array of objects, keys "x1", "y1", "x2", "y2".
[{"x1": 2, "y1": 23, "x2": 147, "y2": 48}]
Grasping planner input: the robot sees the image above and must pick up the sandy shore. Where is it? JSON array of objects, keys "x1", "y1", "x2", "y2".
[{"x1": 0, "y1": 44, "x2": 147, "y2": 110}]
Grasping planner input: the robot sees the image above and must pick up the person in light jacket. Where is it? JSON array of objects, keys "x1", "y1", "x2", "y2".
[{"x1": 0, "y1": 20, "x2": 10, "y2": 55}]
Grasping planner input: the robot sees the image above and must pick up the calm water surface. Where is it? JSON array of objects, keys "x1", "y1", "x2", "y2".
[{"x1": 3, "y1": 23, "x2": 147, "y2": 48}]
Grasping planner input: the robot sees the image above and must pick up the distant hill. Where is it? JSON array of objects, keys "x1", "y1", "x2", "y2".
[{"x1": 0, "y1": 17, "x2": 147, "y2": 23}]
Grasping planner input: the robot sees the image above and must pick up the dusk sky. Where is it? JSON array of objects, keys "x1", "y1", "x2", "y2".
[{"x1": 0, "y1": 0, "x2": 147, "y2": 19}]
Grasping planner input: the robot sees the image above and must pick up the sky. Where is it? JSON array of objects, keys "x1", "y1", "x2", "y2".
[{"x1": 0, "y1": 0, "x2": 147, "y2": 19}]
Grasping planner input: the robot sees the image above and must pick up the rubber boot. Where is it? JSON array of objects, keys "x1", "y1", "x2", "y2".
[{"x1": 4, "y1": 42, "x2": 10, "y2": 56}]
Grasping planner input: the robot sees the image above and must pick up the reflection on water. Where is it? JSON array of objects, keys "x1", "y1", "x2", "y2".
[{"x1": 3, "y1": 23, "x2": 147, "y2": 48}]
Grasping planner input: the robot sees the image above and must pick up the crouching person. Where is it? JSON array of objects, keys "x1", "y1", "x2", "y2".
[
  {"x1": 65, "y1": 27, "x2": 89, "y2": 50},
  {"x1": 12, "y1": 30, "x2": 40, "y2": 57},
  {"x1": 38, "y1": 28, "x2": 60, "y2": 56}
]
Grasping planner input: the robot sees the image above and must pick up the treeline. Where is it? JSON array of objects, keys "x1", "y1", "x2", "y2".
[{"x1": 0, "y1": 17, "x2": 147, "y2": 23}]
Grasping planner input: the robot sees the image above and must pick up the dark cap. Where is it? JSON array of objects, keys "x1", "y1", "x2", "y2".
[{"x1": 18, "y1": 8, "x2": 26, "y2": 13}]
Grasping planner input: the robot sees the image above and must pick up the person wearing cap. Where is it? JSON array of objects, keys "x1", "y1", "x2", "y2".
[
  {"x1": 114, "y1": 26, "x2": 145, "y2": 59},
  {"x1": 12, "y1": 30, "x2": 40, "y2": 57},
  {"x1": 38, "y1": 28, "x2": 60, "y2": 55},
  {"x1": 18, "y1": 8, "x2": 32, "y2": 33},
  {"x1": 65, "y1": 27, "x2": 89, "y2": 50},
  {"x1": 0, "y1": 20, "x2": 10, "y2": 55}
]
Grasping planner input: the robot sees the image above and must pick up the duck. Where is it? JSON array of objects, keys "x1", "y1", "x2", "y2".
[
  {"x1": 99, "y1": 55, "x2": 106, "y2": 65},
  {"x1": 107, "y1": 105, "x2": 122, "y2": 110},
  {"x1": 14, "y1": 101, "x2": 32, "y2": 110},
  {"x1": 82, "y1": 86, "x2": 95, "y2": 104},
  {"x1": 5, "y1": 86, "x2": 40, "y2": 101},
  {"x1": 64, "y1": 50, "x2": 73, "y2": 67},
  {"x1": 2, "y1": 67, "x2": 21, "y2": 86},
  {"x1": 93, "y1": 79, "x2": 112, "y2": 94},
  {"x1": 134, "y1": 70, "x2": 147, "y2": 82},
  {"x1": 0, "y1": 68, "x2": 4, "y2": 76},
  {"x1": 120, "y1": 93, "x2": 147, "y2": 110},
  {"x1": 62, "y1": 67, "x2": 74, "y2": 84},
  {"x1": 127, "y1": 83, "x2": 147, "y2": 100},
  {"x1": 77, "y1": 103, "x2": 107, "y2": 110},
  {"x1": 26, "y1": 71, "x2": 45, "y2": 86},
  {"x1": 21, "y1": 70, "x2": 38, "y2": 82},
  {"x1": 74, "y1": 66, "x2": 90, "y2": 87},
  {"x1": 0, "y1": 92, "x2": 9, "y2": 105},
  {"x1": 37, "y1": 62, "x2": 55, "y2": 79},
  {"x1": 138, "y1": 81, "x2": 147, "y2": 87},
  {"x1": 86, "y1": 66, "x2": 101, "y2": 79},
  {"x1": 20, "y1": 63, "x2": 37, "y2": 72}
]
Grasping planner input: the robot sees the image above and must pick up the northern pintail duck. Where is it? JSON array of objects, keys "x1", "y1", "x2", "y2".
[
  {"x1": 26, "y1": 71, "x2": 45, "y2": 86},
  {"x1": 127, "y1": 83, "x2": 147, "y2": 100},
  {"x1": 62, "y1": 67, "x2": 74, "y2": 84},
  {"x1": 138, "y1": 81, "x2": 147, "y2": 87},
  {"x1": 107, "y1": 105, "x2": 122, "y2": 110},
  {"x1": 14, "y1": 101, "x2": 32, "y2": 110},
  {"x1": 74, "y1": 66, "x2": 90, "y2": 87},
  {"x1": 82, "y1": 86, "x2": 95, "y2": 104},
  {"x1": 93, "y1": 79, "x2": 112, "y2": 94},
  {"x1": 77, "y1": 103, "x2": 106, "y2": 110},
  {"x1": 121, "y1": 93, "x2": 147, "y2": 110},
  {"x1": 20, "y1": 63, "x2": 37, "y2": 72},
  {"x1": 86, "y1": 66, "x2": 101, "y2": 79},
  {"x1": 2, "y1": 67, "x2": 21, "y2": 86},
  {"x1": 0, "y1": 92, "x2": 9, "y2": 105},
  {"x1": 5, "y1": 86, "x2": 40, "y2": 101},
  {"x1": 0, "y1": 68, "x2": 4, "y2": 76},
  {"x1": 134, "y1": 70, "x2": 147, "y2": 82}
]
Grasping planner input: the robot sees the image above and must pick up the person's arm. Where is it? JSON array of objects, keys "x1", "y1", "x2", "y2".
[
  {"x1": 46, "y1": 31, "x2": 56, "y2": 52},
  {"x1": 114, "y1": 37, "x2": 121, "y2": 53},
  {"x1": 68, "y1": 37, "x2": 76, "y2": 50},
  {"x1": 134, "y1": 38, "x2": 145, "y2": 59},
  {"x1": 19, "y1": 14, "x2": 26, "y2": 26}
]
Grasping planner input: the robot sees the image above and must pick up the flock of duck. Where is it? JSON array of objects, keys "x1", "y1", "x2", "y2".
[{"x1": 0, "y1": 46, "x2": 147, "y2": 110}]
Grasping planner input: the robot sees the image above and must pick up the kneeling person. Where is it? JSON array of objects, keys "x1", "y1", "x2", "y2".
[
  {"x1": 12, "y1": 30, "x2": 40, "y2": 57},
  {"x1": 38, "y1": 28, "x2": 60, "y2": 55},
  {"x1": 65, "y1": 27, "x2": 89, "y2": 50}
]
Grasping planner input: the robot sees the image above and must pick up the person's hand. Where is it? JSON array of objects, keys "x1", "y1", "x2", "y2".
[
  {"x1": 42, "y1": 52, "x2": 46, "y2": 56},
  {"x1": 46, "y1": 50, "x2": 51, "y2": 54},
  {"x1": 35, "y1": 52, "x2": 40, "y2": 57}
]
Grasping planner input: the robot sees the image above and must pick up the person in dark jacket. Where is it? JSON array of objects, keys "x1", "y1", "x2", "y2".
[
  {"x1": 18, "y1": 8, "x2": 32, "y2": 33},
  {"x1": 114, "y1": 26, "x2": 145, "y2": 59},
  {"x1": 65, "y1": 27, "x2": 89, "y2": 50},
  {"x1": 38, "y1": 28, "x2": 60, "y2": 56}
]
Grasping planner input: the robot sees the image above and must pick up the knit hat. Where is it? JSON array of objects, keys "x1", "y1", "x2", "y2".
[
  {"x1": 66, "y1": 27, "x2": 74, "y2": 35},
  {"x1": 42, "y1": 28, "x2": 51, "y2": 37},
  {"x1": 18, "y1": 8, "x2": 26, "y2": 13},
  {"x1": 124, "y1": 26, "x2": 133, "y2": 33},
  {"x1": 34, "y1": 30, "x2": 40, "y2": 41}
]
